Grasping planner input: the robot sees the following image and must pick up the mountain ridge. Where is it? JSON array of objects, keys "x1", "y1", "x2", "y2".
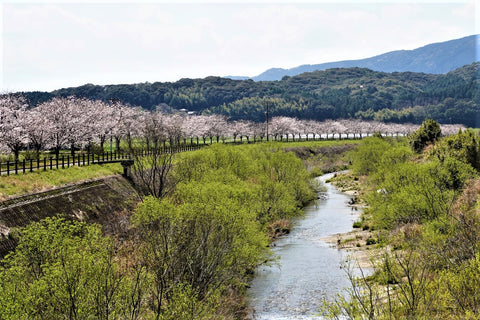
[{"x1": 229, "y1": 34, "x2": 479, "y2": 81}]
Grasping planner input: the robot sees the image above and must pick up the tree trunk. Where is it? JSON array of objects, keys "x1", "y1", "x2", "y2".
[{"x1": 115, "y1": 137, "x2": 121, "y2": 152}]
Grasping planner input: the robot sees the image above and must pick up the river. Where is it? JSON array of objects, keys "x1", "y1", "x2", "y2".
[{"x1": 247, "y1": 173, "x2": 359, "y2": 320}]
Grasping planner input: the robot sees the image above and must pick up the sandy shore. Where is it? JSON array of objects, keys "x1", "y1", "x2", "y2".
[{"x1": 321, "y1": 229, "x2": 382, "y2": 269}]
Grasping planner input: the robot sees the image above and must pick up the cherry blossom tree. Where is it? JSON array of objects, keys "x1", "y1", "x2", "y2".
[
  {"x1": 0, "y1": 94, "x2": 29, "y2": 161},
  {"x1": 116, "y1": 106, "x2": 145, "y2": 151},
  {"x1": 140, "y1": 111, "x2": 169, "y2": 151},
  {"x1": 205, "y1": 114, "x2": 228, "y2": 143},
  {"x1": 181, "y1": 115, "x2": 200, "y2": 145},
  {"x1": 36, "y1": 96, "x2": 80, "y2": 158},
  {"x1": 190, "y1": 115, "x2": 211, "y2": 144},
  {"x1": 441, "y1": 124, "x2": 466, "y2": 136},
  {"x1": 301, "y1": 120, "x2": 318, "y2": 140},
  {"x1": 163, "y1": 114, "x2": 185, "y2": 146},
  {"x1": 269, "y1": 117, "x2": 294, "y2": 141},
  {"x1": 86, "y1": 100, "x2": 118, "y2": 153},
  {"x1": 229, "y1": 120, "x2": 251, "y2": 142},
  {"x1": 24, "y1": 107, "x2": 53, "y2": 159},
  {"x1": 251, "y1": 121, "x2": 265, "y2": 142}
]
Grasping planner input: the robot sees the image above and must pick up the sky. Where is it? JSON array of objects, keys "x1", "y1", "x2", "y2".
[{"x1": 1, "y1": 0, "x2": 478, "y2": 92}]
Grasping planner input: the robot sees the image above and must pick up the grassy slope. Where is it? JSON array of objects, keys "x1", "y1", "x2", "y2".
[{"x1": 0, "y1": 163, "x2": 122, "y2": 201}]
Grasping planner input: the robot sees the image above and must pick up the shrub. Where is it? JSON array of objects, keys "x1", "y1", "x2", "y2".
[{"x1": 409, "y1": 119, "x2": 441, "y2": 153}]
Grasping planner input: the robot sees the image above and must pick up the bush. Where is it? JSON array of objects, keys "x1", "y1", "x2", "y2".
[
  {"x1": 409, "y1": 119, "x2": 441, "y2": 153},
  {"x1": 352, "y1": 220, "x2": 363, "y2": 228}
]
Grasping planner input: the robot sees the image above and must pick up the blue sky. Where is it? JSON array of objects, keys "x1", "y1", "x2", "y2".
[{"x1": 1, "y1": 0, "x2": 478, "y2": 92}]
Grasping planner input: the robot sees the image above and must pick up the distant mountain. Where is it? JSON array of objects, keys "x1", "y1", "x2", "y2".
[{"x1": 231, "y1": 35, "x2": 479, "y2": 81}]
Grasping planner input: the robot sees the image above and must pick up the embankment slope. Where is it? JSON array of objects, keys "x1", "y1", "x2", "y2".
[{"x1": 0, "y1": 176, "x2": 139, "y2": 257}]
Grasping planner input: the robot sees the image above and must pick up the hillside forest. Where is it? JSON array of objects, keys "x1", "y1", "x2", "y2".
[{"x1": 21, "y1": 63, "x2": 480, "y2": 127}]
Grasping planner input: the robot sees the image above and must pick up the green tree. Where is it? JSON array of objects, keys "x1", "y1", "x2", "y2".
[
  {"x1": 348, "y1": 136, "x2": 394, "y2": 176},
  {"x1": 132, "y1": 181, "x2": 269, "y2": 319},
  {"x1": 409, "y1": 119, "x2": 442, "y2": 153},
  {"x1": 0, "y1": 217, "x2": 129, "y2": 320},
  {"x1": 366, "y1": 158, "x2": 475, "y2": 229},
  {"x1": 428, "y1": 129, "x2": 480, "y2": 171}
]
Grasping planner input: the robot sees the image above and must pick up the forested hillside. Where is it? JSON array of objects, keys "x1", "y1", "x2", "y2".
[{"x1": 21, "y1": 63, "x2": 479, "y2": 127}]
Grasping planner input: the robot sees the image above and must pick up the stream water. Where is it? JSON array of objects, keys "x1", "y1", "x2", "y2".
[{"x1": 247, "y1": 173, "x2": 359, "y2": 320}]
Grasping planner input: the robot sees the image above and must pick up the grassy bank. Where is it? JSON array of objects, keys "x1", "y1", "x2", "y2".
[
  {"x1": 0, "y1": 163, "x2": 122, "y2": 201},
  {"x1": 322, "y1": 128, "x2": 480, "y2": 319}
]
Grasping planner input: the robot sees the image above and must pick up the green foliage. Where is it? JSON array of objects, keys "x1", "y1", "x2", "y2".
[
  {"x1": 0, "y1": 217, "x2": 130, "y2": 319},
  {"x1": 438, "y1": 253, "x2": 480, "y2": 316},
  {"x1": 348, "y1": 136, "x2": 395, "y2": 176},
  {"x1": 327, "y1": 129, "x2": 480, "y2": 319},
  {"x1": 428, "y1": 129, "x2": 480, "y2": 170},
  {"x1": 130, "y1": 143, "x2": 316, "y2": 317},
  {"x1": 157, "y1": 283, "x2": 219, "y2": 320},
  {"x1": 0, "y1": 142, "x2": 322, "y2": 319},
  {"x1": 175, "y1": 143, "x2": 316, "y2": 224},
  {"x1": 366, "y1": 157, "x2": 474, "y2": 229},
  {"x1": 409, "y1": 119, "x2": 442, "y2": 153}
]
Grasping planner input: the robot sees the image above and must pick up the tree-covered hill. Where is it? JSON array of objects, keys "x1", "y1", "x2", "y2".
[{"x1": 20, "y1": 63, "x2": 479, "y2": 127}]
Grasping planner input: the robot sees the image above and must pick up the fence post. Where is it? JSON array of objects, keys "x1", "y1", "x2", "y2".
[
  {"x1": 43, "y1": 158, "x2": 47, "y2": 171},
  {"x1": 77, "y1": 154, "x2": 80, "y2": 166},
  {"x1": 22, "y1": 159, "x2": 26, "y2": 174},
  {"x1": 67, "y1": 156, "x2": 70, "y2": 168},
  {"x1": 83, "y1": 154, "x2": 85, "y2": 166},
  {"x1": 50, "y1": 157, "x2": 53, "y2": 170},
  {"x1": 15, "y1": 161, "x2": 18, "y2": 175},
  {"x1": 7, "y1": 161, "x2": 10, "y2": 176},
  {"x1": 56, "y1": 156, "x2": 59, "y2": 169}
]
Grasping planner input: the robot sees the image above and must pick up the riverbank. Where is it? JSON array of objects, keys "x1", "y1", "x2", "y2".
[
  {"x1": 321, "y1": 229, "x2": 379, "y2": 269},
  {"x1": 322, "y1": 171, "x2": 382, "y2": 270}
]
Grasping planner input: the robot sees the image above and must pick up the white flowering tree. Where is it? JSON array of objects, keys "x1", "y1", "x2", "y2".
[
  {"x1": 36, "y1": 96, "x2": 79, "y2": 158},
  {"x1": 0, "y1": 95, "x2": 29, "y2": 161},
  {"x1": 25, "y1": 107, "x2": 53, "y2": 159},
  {"x1": 230, "y1": 120, "x2": 252, "y2": 142}
]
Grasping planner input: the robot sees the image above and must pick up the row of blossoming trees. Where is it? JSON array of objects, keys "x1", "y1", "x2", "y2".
[{"x1": 0, "y1": 94, "x2": 465, "y2": 161}]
